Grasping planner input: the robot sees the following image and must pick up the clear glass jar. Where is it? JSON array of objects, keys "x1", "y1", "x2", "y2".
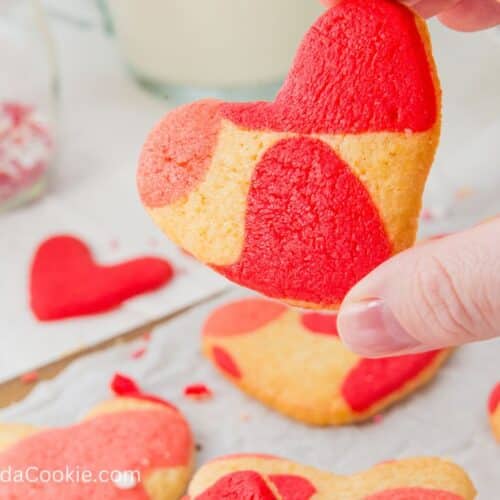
[
  {"x1": 103, "y1": 0, "x2": 324, "y2": 102},
  {"x1": 0, "y1": 0, "x2": 58, "y2": 213}
]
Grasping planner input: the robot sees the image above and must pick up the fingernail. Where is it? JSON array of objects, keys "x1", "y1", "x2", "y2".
[{"x1": 338, "y1": 299, "x2": 421, "y2": 356}]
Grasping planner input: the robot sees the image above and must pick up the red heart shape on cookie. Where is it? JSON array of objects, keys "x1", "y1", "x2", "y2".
[
  {"x1": 186, "y1": 455, "x2": 475, "y2": 499},
  {"x1": 138, "y1": 0, "x2": 440, "y2": 309},
  {"x1": 202, "y1": 298, "x2": 450, "y2": 425},
  {"x1": 30, "y1": 235, "x2": 173, "y2": 320},
  {"x1": 0, "y1": 376, "x2": 194, "y2": 499}
]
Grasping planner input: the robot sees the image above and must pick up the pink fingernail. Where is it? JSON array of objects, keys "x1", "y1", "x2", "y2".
[{"x1": 337, "y1": 299, "x2": 420, "y2": 357}]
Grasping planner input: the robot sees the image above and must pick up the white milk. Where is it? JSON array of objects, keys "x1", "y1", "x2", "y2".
[{"x1": 106, "y1": 0, "x2": 324, "y2": 88}]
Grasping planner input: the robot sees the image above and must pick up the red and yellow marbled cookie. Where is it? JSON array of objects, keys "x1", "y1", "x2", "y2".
[
  {"x1": 488, "y1": 382, "x2": 500, "y2": 442},
  {"x1": 202, "y1": 298, "x2": 450, "y2": 425},
  {"x1": 185, "y1": 454, "x2": 475, "y2": 499},
  {"x1": 137, "y1": 0, "x2": 441, "y2": 309},
  {"x1": 0, "y1": 375, "x2": 194, "y2": 499}
]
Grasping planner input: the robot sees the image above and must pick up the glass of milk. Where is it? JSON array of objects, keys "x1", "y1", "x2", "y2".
[{"x1": 103, "y1": 0, "x2": 324, "y2": 101}]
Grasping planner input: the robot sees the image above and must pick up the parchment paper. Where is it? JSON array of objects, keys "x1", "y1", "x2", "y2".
[{"x1": 1, "y1": 289, "x2": 498, "y2": 498}]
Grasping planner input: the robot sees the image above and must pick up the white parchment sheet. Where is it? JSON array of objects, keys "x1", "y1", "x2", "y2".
[{"x1": 1, "y1": 289, "x2": 498, "y2": 498}]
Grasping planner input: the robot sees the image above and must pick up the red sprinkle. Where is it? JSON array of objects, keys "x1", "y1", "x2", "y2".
[
  {"x1": 20, "y1": 371, "x2": 39, "y2": 384},
  {"x1": 184, "y1": 384, "x2": 213, "y2": 401}
]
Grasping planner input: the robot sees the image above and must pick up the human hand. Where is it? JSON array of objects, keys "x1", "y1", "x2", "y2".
[
  {"x1": 337, "y1": 218, "x2": 500, "y2": 357},
  {"x1": 321, "y1": 0, "x2": 500, "y2": 31}
]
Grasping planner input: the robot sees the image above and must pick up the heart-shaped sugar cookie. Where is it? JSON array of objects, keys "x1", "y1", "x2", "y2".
[
  {"x1": 185, "y1": 454, "x2": 475, "y2": 499},
  {"x1": 138, "y1": 0, "x2": 441, "y2": 309},
  {"x1": 0, "y1": 375, "x2": 194, "y2": 499},
  {"x1": 30, "y1": 235, "x2": 174, "y2": 320},
  {"x1": 202, "y1": 298, "x2": 450, "y2": 425}
]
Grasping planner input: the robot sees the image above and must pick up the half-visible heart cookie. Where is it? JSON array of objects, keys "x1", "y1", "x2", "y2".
[
  {"x1": 185, "y1": 454, "x2": 475, "y2": 499},
  {"x1": 0, "y1": 375, "x2": 194, "y2": 499},
  {"x1": 488, "y1": 382, "x2": 500, "y2": 442},
  {"x1": 202, "y1": 298, "x2": 450, "y2": 425},
  {"x1": 137, "y1": 0, "x2": 441, "y2": 309},
  {"x1": 30, "y1": 235, "x2": 174, "y2": 320}
]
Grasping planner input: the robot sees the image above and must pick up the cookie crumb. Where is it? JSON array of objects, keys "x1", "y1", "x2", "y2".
[
  {"x1": 195, "y1": 443, "x2": 203, "y2": 452},
  {"x1": 184, "y1": 384, "x2": 213, "y2": 401}
]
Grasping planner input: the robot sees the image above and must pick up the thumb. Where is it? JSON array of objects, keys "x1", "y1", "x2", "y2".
[{"x1": 337, "y1": 218, "x2": 500, "y2": 357}]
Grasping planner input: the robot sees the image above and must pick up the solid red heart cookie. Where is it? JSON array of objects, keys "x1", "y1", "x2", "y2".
[
  {"x1": 202, "y1": 298, "x2": 450, "y2": 425},
  {"x1": 488, "y1": 382, "x2": 500, "y2": 442},
  {"x1": 0, "y1": 376, "x2": 194, "y2": 499},
  {"x1": 30, "y1": 235, "x2": 174, "y2": 320},
  {"x1": 185, "y1": 455, "x2": 475, "y2": 499},
  {"x1": 137, "y1": 0, "x2": 441, "y2": 309}
]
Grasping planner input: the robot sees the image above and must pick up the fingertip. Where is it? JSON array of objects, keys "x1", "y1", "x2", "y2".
[
  {"x1": 437, "y1": 0, "x2": 500, "y2": 31},
  {"x1": 338, "y1": 298, "x2": 422, "y2": 357}
]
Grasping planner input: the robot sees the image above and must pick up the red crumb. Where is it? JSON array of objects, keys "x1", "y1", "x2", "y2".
[
  {"x1": 110, "y1": 373, "x2": 178, "y2": 411},
  {"x1": 183, "y1": 384, "x2": 213, "y2": 401},
  {"x1": 131, "y1": 347, "x2": 146, "y2": 359},
  {"x1": 142, "y1": 330, "x2": 152, "y2": 342},
  {"x1": 20, "y1": 371, "x2": 39, "y2": 383},
  {"x1": 373, "y1": 414, "x2": 384, "y2": 424},
  {"x1": 112, "y1": 373, "x2": 140, "y2": 395}
]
